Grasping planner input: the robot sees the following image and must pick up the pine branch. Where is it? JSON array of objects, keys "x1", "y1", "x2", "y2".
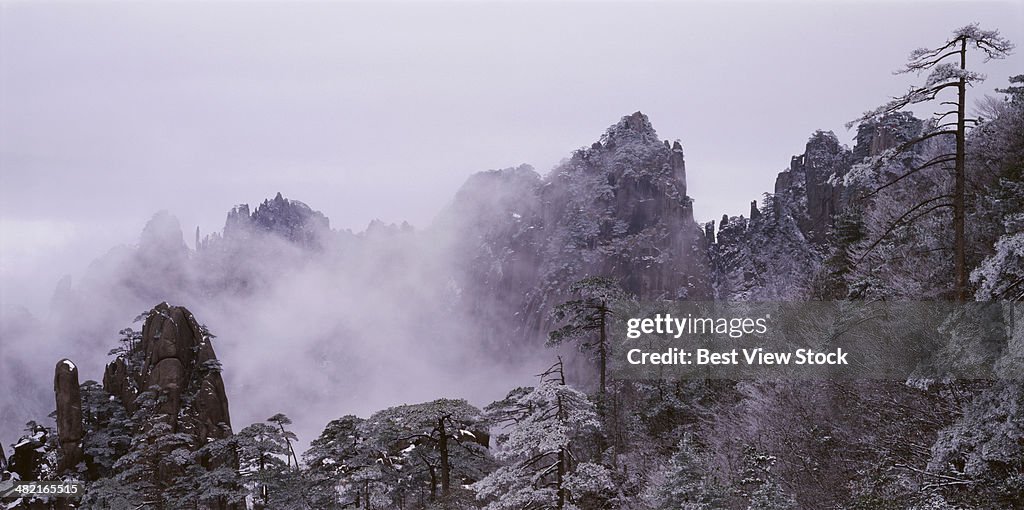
[
  {"x1": 856, "y1": 195, "x2": 954, "y2": 263},
  {"x1": 861, "y1": 154, "x2": 956, "y2": 200}
]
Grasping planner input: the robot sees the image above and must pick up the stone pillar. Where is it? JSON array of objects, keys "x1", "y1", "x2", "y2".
[{"x1": 53, "y1": 359, "x2": 84, "y2": 473}]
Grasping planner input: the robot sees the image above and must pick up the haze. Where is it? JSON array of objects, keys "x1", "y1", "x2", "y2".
[
  {"x1": 1, "y1": 0, "x2": 1023, "y2": 450},
  {"x1": 3, "y1": 1, "x2": 1023, "y2": 310}
]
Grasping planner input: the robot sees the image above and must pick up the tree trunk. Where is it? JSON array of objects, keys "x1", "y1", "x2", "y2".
[
  {"x1": 277, "y1": 422, "x2": 299, "y2": 470},
  {"x1": 428, "y1": 464, "x2": 437, "y2": 500},
  {"x1": 555, "y1": 359, "x2": 567, "y2": 509},
  {"x1": 438, "y1": 416, "x2": 451, "y2": 498},
  {"x1": 954, "y1": 36, "x2": 968, "y2": 301},
  {"x1": 598, "y1": 305, "x2": 607, "y2": 398},
  {"x1": 557, "y1": 448, "x2": 566, "y2": 510},
  {"x1": 597, "y1": 307, "x2": 612, "y2": 463},
  {"x1": 259, "y1": 452, "x2": 268, "y2": 508}
]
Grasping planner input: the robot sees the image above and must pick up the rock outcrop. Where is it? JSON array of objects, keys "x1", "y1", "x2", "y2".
[
  {"x1": 774, "y1": 130, "x2": 852, "y2": 243},
  {"x1": 195, "y1": 192, "x2": 334, "y2": 295},
  {"x1": 852, "y1": 111, "x2": 923, "y2": 160},
  {"x1": 447, "y1": 112, "x2": 898, "y2": 315},
  {"x1": 127, "y1": 211, "x2": 193, "y2": 302},
  {"x1": 48, "y1": 304, "x2": 234, "y2": 478},
  {"x1": 530, "y1": 112, "x2": 708, "y2": 302},
  {"x1": 215, "y1": 192, "x2": 330, "y2": 248},
  {"x1": 709, "y1": 196, "x2": 819, "y2": 300},
  {"x1": 710, "y1": 114, "x2": 927, "y2": 299},
  {"x1": 103, "y1": 303, "x2": 232, "y2": 443},
  {"x1": 32, "y1": 304, "x2": 242, "y2": 508},
  {"x1": 444, "y1": 112, "x2": 712, "y2": 345},
  {"x1": 7, "y1": 425, "x2": 48, "y2": 482},
  {"x1": 53, "y1": 359, "x2": 83, "y2": 472}
]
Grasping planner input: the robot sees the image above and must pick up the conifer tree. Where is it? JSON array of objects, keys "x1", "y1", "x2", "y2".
[
  {"x1": 471, "y1": 359, "x2": 610, "y2": 510},
  {"x1": 548, "y1": 277, "x2": 625, "y2": 398},
  {"x1": 237, "y1": 420, "x2": 290, "y2": 508},
  {"x1": 363, "y1": 398, "x2": 489, "y2": 504},
  {"x1": 849, "y1": 24, "x2": 1014, "y2": 300},
  {"x1": 303, "y1": 415, "x2": 368, "y2": 507},
  {"x1": 647, "y1": 437, "x2": 722, "y2": 510}
]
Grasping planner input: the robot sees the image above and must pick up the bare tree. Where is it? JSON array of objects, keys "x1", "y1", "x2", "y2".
[{"x1": 849, "y1": 24, "x2": 1013, "y2": 300}]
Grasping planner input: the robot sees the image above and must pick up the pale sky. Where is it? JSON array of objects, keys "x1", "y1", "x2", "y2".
[{"x1": 2, "y1": 0, "x2": 1023, "y2": 311}]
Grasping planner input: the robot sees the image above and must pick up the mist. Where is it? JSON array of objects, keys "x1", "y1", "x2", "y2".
[
  {"x1": 2, "y1": 0, "x2": 1023, "y2": 454},
  {"x1": 0, "y1": 199, "x2": 559, "y2": 452}
]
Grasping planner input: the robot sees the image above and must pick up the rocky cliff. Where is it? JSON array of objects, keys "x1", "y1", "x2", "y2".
[
  {"x1": 442, "y1": 112, "x2": 930, "y2": 307},
  {"x1": 706, "y1": 113, "x2": 929, "y2": 300},
  {"x1": 32, "y1": 112, "x2": 924, "y2": 359},
  {"x1": 773, "y1": 130, "x2": 852, "y2": 244},
  {"x1": 442, "y1": 112, "x2": 713, "y2": 345}
]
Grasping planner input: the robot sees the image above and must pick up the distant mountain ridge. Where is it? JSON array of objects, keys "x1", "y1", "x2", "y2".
[
  {"x1": 0, "y1": 110, "x2": 922, "y2": 451},
  {"x1": 62, "y1": 111, "x2": 916, "y2": 344}
]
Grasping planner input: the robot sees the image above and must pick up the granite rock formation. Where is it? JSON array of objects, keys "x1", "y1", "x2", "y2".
[
  {"x1": 443, "y1": 112, "x2": 712, "y2": 345},
  {"x1": 195, "y1": 192, "x2": 333, "y2": 295},
  {"x1": 852, "y1": 111, "x2": 924, "y2": 161},
  {"x1": 103, "y1": 303, "x2": 232, "y2": 442},
  {"x1": 48, "y1": 304, "x2": 233, "y2": 478},
  {"x1": 53, "y1": 359, "x2": 83, "y2": 472},
  {"x1": 444, "y1": 113, "x2": 929, "y2": 307},
  {"x1": 213, "y1": 191, "x2": 330, "y2": 249},
  {"x1": 773, "y1": 130, "x2": 852, "y2": 243},
  {"x1": 6, "y1": 425, "x2": 48, "y2": 482}
]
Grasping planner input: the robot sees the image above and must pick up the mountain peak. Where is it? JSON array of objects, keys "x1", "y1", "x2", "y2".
[
  {"x1": 600, "y1": 111, "x2": 659, "y2": 147},
  {"x1": 217, "y1": 193, "x2": 331, "y2": 247},
  {"x1": 623, "y1": 111, "x2": 651, "y2": 130}
]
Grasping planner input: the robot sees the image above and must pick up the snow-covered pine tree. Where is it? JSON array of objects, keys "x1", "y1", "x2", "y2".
[
  {"x1": 327, "y1": 417, "x2": 399, "y2": 509},
  {"x1": 972, "y1": 74, "x2": 1024, "y2": 302},
  {"x1": 737, "y1": 446, "x2": 796, "y2": 510},
  {"x1": 548, "y1": 276, "x2": 626, "y2": 400},
  {"x1": 190, "y1": 432, "x2": 249, "y2": 510},
  {"x1": 3, "y1": 422, "x2": 58, "y2": 508},
  {"x1": 926, "y1": 381, "x2": 1024, "y2": 507},
  {"x1": 847, "y1": 24, "x2": 1014, "y2": 300},
  {"x1": 303, "y1": 415, "x2": 368, "y2": 507},
  {"x1": 471, "y1": 359, "x2": 611, "y2": 510},
  {"x1": 811, "y1": 210, "x2": 868, "y2": 299},
  {"x1": 236, "y1": 419, "x2": 291, "y2": 509},
  {"x1": 267, "y1": 413, "x2": 301, "y2": 470},
  {"x1": 88, "y1": 388, "x2": 198, "y2": 508},
  {"x1": 362, "y1": 398, "x2": 490, "y2": 506},
  {"x1": 79, "y1": 380, "x2": 133, "y2": 478},
  {"x1": 644, "y1": 436, "x2": 722, "y2": 510}
]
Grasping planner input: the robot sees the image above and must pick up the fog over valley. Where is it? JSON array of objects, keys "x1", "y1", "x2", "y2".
[{"x1": 2, "y1": 2, "x2": 1024, "y2": 508}]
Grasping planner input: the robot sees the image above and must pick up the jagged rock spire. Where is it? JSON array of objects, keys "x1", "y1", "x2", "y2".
[{"x1": 218, "y1": 193, "x2": 330, "y2": 247}]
